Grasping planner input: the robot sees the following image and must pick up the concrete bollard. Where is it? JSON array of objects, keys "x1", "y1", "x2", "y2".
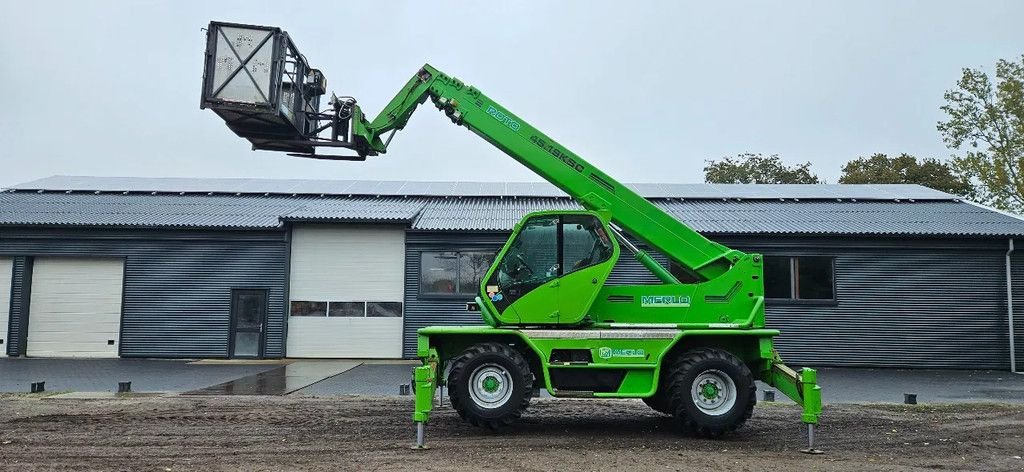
[
  {"x1": 763, "y1": 389, "x2": 775, "y2": 402},
  {"x1": 30, "y1": 381, "x2": 45, "y2": 393},
  {"x1": 118, "y1": 381, "x2": 132, "y2": 393},
  {"x1": 904, "y1": 393, "x2": 917, "y2": 404}
]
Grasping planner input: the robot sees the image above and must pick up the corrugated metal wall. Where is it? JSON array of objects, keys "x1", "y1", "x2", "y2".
[
  {"x1": 1011, "y1": 249, "x2": 1024, "y2": 371},
  {"x1": 720, "y1": 236, "x2": 1013, "y2": 369},
  {"x1": 0, "y1": 228, "x2": 288, "y2": 358},
  {"x1": 6, "y1": 223, "x2": 1017, "y2": 368},
  {"x1": 6, "y1": 257, "x2": 30, "y2": 356},
  {"x1": 403, "y1": 232, "x2": 506, "y2": 358},
  {"x1": 405, "y1": 231, "x2": 1018, "y2": 369}
]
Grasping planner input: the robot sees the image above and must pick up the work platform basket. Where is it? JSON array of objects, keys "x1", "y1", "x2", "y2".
[{"x1": 200, "y1": 21, "x2": 327, "y2": 155}]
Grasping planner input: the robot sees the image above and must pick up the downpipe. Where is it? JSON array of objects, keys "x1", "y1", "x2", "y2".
[{"x1": 1007, "y1": 237, "x2": 1015, "y2": 372}]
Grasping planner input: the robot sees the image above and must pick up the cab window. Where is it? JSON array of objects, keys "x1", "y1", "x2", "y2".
[
  {"x1": 488, "y1": 214, "x2": 615, "y2": 312},
  {"x1": 497, "y1": 215, "x2": 559, "y2": 288},
  {"x1": 495, "y1": 214, "x2": 613, "y2": 290},
  {"x1": 561, "y1": 214, "x2": 613, "y2": 273}
]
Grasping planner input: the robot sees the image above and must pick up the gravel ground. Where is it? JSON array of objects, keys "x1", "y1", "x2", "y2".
[{"x1": 0, "y1": 395, "x2": 1022, "y2": 471}]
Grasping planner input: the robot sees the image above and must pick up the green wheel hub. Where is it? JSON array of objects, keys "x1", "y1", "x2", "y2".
[
  {"x1": 483, "y1": 376, "x2": 501, "y2": 393},
  {"x1": 701, "y1": 382, "x2": 719, "y2": 399}
]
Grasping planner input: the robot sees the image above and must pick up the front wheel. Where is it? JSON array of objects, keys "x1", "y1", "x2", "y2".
[
  {"x1": 667, "y1": 348, "x2": 756, "y2": 437},
  {"x1": 447, "y1": 342, "x2": 534, "y2": 430}
]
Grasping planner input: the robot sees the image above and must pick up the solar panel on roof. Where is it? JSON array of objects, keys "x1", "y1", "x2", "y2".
[
  {"x1": 0, "y1": 190, "x2": 1021, "y2": 235},
  {"x1": 6, "y1": 176, "x2": 962, "y2": 200}
]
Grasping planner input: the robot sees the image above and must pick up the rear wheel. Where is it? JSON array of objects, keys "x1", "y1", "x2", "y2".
[
  {"x1": 667, "y1": 348, "x2": 756, "y2": 437},
  {"x1": 448, "y1": 342, "x2": 534, "y2": 430}
]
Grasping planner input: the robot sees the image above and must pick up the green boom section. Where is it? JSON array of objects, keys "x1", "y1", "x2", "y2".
[{"x1": 351, "y1": 64, "x2": 739, "y2": 281}]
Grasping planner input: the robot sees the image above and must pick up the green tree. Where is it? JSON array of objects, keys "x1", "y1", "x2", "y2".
[
  {"x1": 838, "y1": 153, "x2": 974, "y2": 196},
  {"x1": 703, "y1": 153, "x2": 821, "y2": 184},
  {"x1": 937, "y1": 55, "x2": 1024, "y2": 211}
]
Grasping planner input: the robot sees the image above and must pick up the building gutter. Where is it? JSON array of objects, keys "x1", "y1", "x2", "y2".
[{"x1": 1009, "y1": 239, "x2": 1019, "y2": 373}]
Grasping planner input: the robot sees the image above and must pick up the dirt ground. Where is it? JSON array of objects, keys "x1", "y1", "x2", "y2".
[{"x1": 0, "y1": 395, "x2": 1022, "y2": 471}]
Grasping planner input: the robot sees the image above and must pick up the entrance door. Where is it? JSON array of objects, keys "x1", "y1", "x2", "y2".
[{"x1": 230, "y1": 289, "x2": 267, "y2": 358}]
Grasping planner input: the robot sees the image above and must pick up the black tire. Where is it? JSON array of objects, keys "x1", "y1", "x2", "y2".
[
  {"x1": 642, "y1": 390, "x2": 673, "y2": 415},
  {"x1": 447, "y1": 342, "x2": 534, "y2": 430},
  {"x1": 666, "y1": 348, "x2": 756, "y2": 437},
  {"x1": 644, "y1": 361, "x2": 679, "y2": 415}
]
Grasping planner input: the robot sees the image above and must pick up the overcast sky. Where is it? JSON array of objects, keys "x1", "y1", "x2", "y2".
[{"x1": 1, "y1": 1, "x2": 1022, "y2": 188}]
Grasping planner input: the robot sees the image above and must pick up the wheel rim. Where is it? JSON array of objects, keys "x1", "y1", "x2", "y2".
[
  {"x1": 468, "y1": 363, "x2": 514, "y2": 409},
  {"x1": 690, "y1": 369, "x2": 736, "y2": 416}
]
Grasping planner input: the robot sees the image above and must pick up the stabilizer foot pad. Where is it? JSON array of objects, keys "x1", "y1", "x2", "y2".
[{"x1": 800, "y1": 448, "x2": 824, "y2": 455}]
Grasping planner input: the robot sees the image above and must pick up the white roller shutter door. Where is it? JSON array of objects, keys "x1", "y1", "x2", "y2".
[
  {"x1": 0, "y1": 258, "x2": 11, "y2": 357},
  {"x1": 27, "y1": 258, "x2": 124, "y2": 358},
  {"x1": 287, "y1": 226, "x2": 405, "y2": 358}
]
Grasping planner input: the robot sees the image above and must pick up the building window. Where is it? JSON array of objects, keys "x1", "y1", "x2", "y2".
[
  {"x1": 367, "y1": 301, "x2": 403, "y2": 317},
  {"x1": 459, "y1": 252, "x2": 494, "y2": 294},
  {"x1": 420, "y1": 251, "x2": 495, "y2": 296},
  {"x1": 290, "y1": 301, "x2": 403, "y2": 317},
  {"x1": 763, "y1": 256, "x2": 835, "y2": 301},
  {"x1": 290, "y1": 301, "x2": 327, "y2": 316},
  {"x1": 328, "y1": 302, "x2": 365, "y2": 317},
  {"x1": 421, "y1": 252, "x2": 458, "y2": 294}
]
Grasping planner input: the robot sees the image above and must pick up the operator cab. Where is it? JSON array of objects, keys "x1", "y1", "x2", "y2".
[{"x1": 483, "y1": 211, "x2": 618, "y2": 325}]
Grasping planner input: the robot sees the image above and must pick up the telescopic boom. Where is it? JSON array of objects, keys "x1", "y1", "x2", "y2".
[{"x1": 346, "y1": 65, "x2": 741, "y2": 282}]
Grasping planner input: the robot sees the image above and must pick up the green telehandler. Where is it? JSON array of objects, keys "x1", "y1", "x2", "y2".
[{"x1": 199, "y1": 21, "x2": 822, "y2": 452}]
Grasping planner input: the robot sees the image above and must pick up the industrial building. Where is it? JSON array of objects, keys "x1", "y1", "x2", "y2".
[{"x1": 1, "y1": 175, "x2": 1021, "y2": 371}]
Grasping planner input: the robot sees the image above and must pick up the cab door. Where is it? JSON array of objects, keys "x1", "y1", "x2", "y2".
[
  {"x1": 556, "y1": 214, "x2": 617, "y2": 324},
  {"x1": 487, "y1": 215, "x2": 561, "y2": 325},
  {"x1": 485, "y1": 213, "x2": 616, "y2": 325}
]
